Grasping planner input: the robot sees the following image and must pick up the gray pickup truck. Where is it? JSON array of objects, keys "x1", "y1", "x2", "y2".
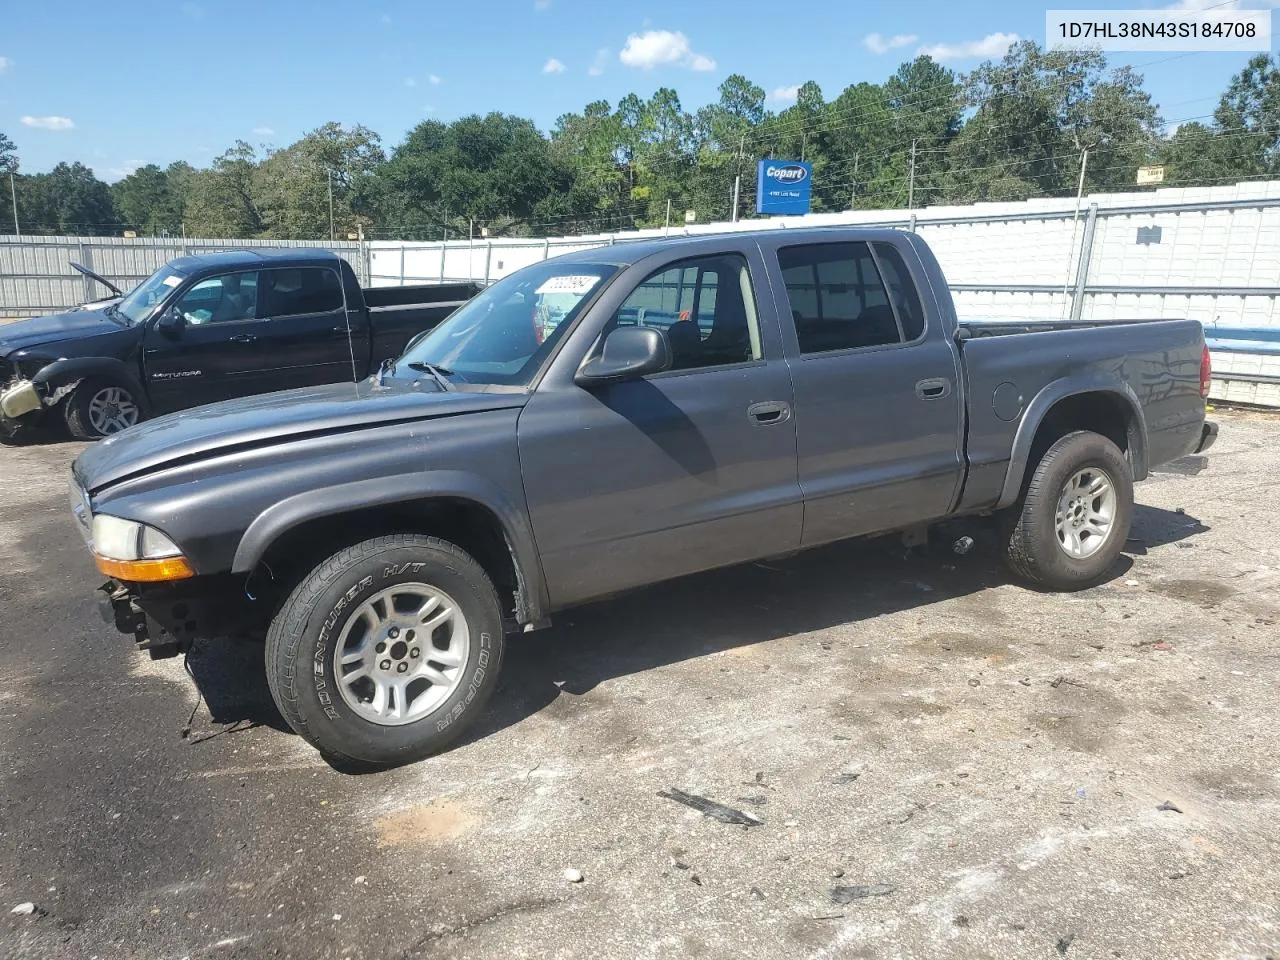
[{"x1": 69, "y1": 227, "x2": 1217, "y2": 766}]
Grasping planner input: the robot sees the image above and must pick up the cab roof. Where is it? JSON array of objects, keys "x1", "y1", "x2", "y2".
[
  {"x1": 166, "y1": 248, "x2": 344, "y2": 274},
  {"x1": 546, "y1": 226, "x2": 911, "y2": 267}
]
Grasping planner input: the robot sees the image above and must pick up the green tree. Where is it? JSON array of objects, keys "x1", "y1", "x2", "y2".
[
  {"x1": 17, "y1": 162, "x2": 117, "y2": 235},
  {"x1": 183, "y1": 141, "x2": 263, "y2": 237},
  {"x1": 112, "y1": 164, "x2": 183, "y2": 235}
]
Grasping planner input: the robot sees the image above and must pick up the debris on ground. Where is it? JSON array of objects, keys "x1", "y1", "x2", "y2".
[
  {"x1": 1125, "y1": 579, "x2": 1140, "y2": 587},
  {"x1": 735, "y1": 795, "x2": 768, "y2": 806},
  {"x1": 658, "y1": 788, "x2": 764, "y2": 826},
  {"x1": 1056, "y1": 932, "x2": 1076, "y2": 954},
  {"x1": 952, "y1": 536, "x2": 975, "y2": 555},
  {"x1": 750, "y1": 887, "x2": 766, "y2": 901},
  {"x1": 1153, "y1": 642, "x2": 1174, "y2": 651},
  {"x1": 563, "y1": 868, "x2": 584, "y2": 883},
  {"x1": 1157, "y1": 801, "x2": 1184, "y2": 814},
  {"x1": 830, "y1": 883, "x2": 896, "y2": 904},
  {"x1": 832, "y1": 869, "x2": 845, "y2": 878},
  {"x1": 830, "y1": 773, "x2": 861, "y2": 784},
  {"x1": 953, "y1": 915, "x2": 971, "y2": 928},
  {"x1": 10, "y1": 902, "x2": 38, "y2": 916}
]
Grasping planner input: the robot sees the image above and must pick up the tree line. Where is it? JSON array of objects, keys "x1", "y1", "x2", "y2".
[{"x1": 1, "y1": 42, "x2": 1278, "y2": 241}]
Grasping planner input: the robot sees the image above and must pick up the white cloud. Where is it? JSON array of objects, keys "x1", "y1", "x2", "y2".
[
  {"x1": 534, "y1": 0, "x2": 551, "y2": 8},
  {"x1": 863, "y1": 32, "x2": 918, "y2": 54},
  {"x1": 253, "y1": 125, "x2": 275, "y2": 136},
  {"x1": 768, "y1": 84, "x2": 801, "y2": 105},
  {"x1": 0, "y1": 56, "x2": 11, "y2": 75},
  {"x1": 105, "y1": 162, "x2": 141, "y2": 182},
  {"x1": 918, "y1": 32, "x2": 1019, "y2": 62},
  {"x1": 588, "y1": 47, "x2": 609, "y2": 76},
  {"x1": 180, "y1": 1, "x2": 204, "y2": 19},
  {"x1": 380, "y1": 13, "x2": 392, "y2": 23},
  {"x1": 428, "y1": 73, "x2": 442, "y2": 84},
  {"x1": 21, "y1": 115, "x2": 74, "y2": 131},
  {"x1": 405, "y1": 77, "x2": 416, "y2": 87},
  {"x1": 618, "y1": 30, "x2": 716, "y2": 72},
  {"x1": 543, "y1": 57, "x2": 566, "y2": 74}
]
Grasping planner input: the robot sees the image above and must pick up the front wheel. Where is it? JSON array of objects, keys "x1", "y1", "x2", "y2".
[
  {"x1": 63, "y1": 380, "x2": 142, "y2": 440},
  {"x1": 1003, "y1": 430, "x2": 1134, "y2": 591},
  {"x1": 265, "y1": 534, "x2": 505, "y2": 767}
]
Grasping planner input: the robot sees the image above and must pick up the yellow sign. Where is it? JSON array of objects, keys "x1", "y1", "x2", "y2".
[
  {"x1": 1136, "y1": 165, "x2": 1165, "y2": 185},
  {"x1": 122, "y1": 230, "x2": 137, "y2": 238}
]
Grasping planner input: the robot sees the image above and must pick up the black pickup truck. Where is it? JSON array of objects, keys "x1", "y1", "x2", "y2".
[
  {"x1": 0, "y1": 250, "x2": 476, "y2": 439},
  {"x1": 69, "y1": 227, "x2": 1217, "y2": 767}
]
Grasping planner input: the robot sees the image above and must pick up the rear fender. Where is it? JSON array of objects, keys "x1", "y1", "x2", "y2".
[{"x1": 996, "y1": 376, "x2": 1148, "y2": 509}]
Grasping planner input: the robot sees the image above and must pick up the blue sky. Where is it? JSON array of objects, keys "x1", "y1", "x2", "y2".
[{"x1": 0, "y1": 0, "x2": 1272, "y2": 180}]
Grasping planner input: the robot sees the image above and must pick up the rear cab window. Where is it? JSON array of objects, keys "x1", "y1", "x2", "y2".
[
  {"x1": 776, "y1": 241, "x2": 924, "y2": 354},
  {"x1": 264, "y1": 267, "x2": 344, "y2": 317}
]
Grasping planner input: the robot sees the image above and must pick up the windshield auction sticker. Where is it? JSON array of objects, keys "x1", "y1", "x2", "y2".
[
  {"x1": 535, "y1": 275, "x2": 600, "y2": 296},
  {"x1": 1047, "y1": 9, "x2": 1270, "y2": 51}
]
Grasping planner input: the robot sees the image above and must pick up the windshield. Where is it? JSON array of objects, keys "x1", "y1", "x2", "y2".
[
  {"x1": 398, "y1": 261, "x2": 618, "y2": 386},
  {"x1": 114, "y1": 266, "x2": 187, "y2": 324}
]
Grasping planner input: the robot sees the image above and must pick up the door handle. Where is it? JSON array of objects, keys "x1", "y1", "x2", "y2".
[
  {"x1": 748, "y1": 400, "x2": 791, "y2": 425},
  {"x1": 915, "y1": 378, "x2": 952, "y2": 400},
  {"x1": 228, "y1": 334, "x2": 258, "y2": 344}
]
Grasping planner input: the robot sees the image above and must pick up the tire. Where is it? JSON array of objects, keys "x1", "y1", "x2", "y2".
[
  {"x1": 1003, "y1": 430, "x2": 1134, "y2": 591},
  {"x1": 265, "y1": 534, "x2": 505, "y2": 767},
  {"x1": 63, "y1": 379, "x2": 143, "y2": 440}
]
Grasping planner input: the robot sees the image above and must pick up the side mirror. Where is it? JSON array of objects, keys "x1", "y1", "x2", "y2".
[
  {"x1": 155, "y1": 307, "x2": 186, "y2": 336},
  {"x1": 575, "y1": 326, "x2": 671, "y2": 386}
]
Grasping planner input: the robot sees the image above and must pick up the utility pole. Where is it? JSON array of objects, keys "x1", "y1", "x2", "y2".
[
  {"x1": 908, "y1": 139, "x2": 917, "y2": 210},
  {"x1": 731, "y1": 132, "x2": 745, "y2": 223},
  {"x1": 801, "y1": 131, "x2": 807, "y2": 163},
  {"x1": 327, "y1": 169, "x2": 335, "y2": 242},
  {"x1": 665, "y1": 197, "x2": 672, "y2": 233},
  {"x1": 851, "y1": 153, "x2": 859, "y2": 209},
  {"x1": 1061, "y1": 148, "x2": 1090, "y2": 317},
  {"x1": 8, "y1": 172, "x2": 18, "y2": 238}
]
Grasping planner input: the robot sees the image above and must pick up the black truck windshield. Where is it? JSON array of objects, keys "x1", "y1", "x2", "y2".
[
  {"x1": 115, "y1": 266, "x2": 186, "y2": 324},
  {"x1": 397, "y1": 262, "x2": 617, "y2": 386}
]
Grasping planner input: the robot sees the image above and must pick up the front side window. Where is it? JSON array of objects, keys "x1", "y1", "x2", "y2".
[
  {"x1": 264, "y1": 268, "x2": 344, "y2": 317},
  {"x1": 609, "y1": 254, "x2": 761, "y2": 371},
  {"x1": 777, "y1": 242, "x2": 903, "y2": 354},
  {"x1": 399, "y1": 261, "x2": 617, "y2": 386},
  {"x1": 176, "y1": 271, "x2": 259, "y2": 325}
]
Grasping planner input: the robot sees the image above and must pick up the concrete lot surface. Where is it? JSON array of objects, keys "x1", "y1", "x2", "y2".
[{"x1": 2, "y1": 411, "x2": 1278, "y2": 960}]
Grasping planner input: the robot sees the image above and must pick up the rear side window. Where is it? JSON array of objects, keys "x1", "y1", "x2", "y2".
[
  {"x1": 872, "y1": 242, "x2": 926, "y2": 341},
  {"x1": 264, "y1": 268, "x2": 343, "y2": 317},
  {"x1": 777, "y1": 242, "x2": 904, "y2": 354}
]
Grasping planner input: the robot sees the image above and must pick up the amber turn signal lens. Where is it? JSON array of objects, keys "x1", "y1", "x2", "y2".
[{"x1": 95, "y1": 554, "x2": 195, "y2": 582}]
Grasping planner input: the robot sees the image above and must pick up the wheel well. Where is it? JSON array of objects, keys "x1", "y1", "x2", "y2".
[
  {"x1": 1026, "y1": 392, "x2": 1135, "y2": 480},
  {"x1": 253, "y1": 499, "x2": 523, "y2": 623}
]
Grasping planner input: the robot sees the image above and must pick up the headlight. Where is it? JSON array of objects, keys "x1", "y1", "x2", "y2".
[{"x1": 91, "y1": 514, "x2": 193, "y2": 582}]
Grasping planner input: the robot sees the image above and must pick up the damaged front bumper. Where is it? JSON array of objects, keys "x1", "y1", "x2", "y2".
[
  {"x1": 1, "y1": 376, "x2": 79, "y2": 427},
  {"x1": 98, "y1": 576, "x2": 263, "y2": 660}
]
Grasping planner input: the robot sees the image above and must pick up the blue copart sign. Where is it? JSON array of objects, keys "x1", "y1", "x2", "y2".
[{"x1": 756, "y1": 160, "x2": 812, "y2": 215}]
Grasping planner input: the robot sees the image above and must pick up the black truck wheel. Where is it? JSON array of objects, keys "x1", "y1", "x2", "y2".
[
  {"x1": 63, "y1": 379, "x2": 142, "y2": 440},
  {"x1": 265, "y1": 534, "x2": 505, "y2": 767},
  {"x1": 1003, "y1": 430, "x2": 1133, "y2": 591}
]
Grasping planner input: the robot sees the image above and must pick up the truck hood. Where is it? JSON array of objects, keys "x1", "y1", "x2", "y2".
[
  {"x1": 75, "y1": 379, "x2": 529, "y2": 492},
  {"x1": 0, "y1": 307, "x2": 124, "y2": 356}
]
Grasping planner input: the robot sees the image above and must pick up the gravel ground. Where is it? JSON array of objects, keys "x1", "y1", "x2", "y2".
[{"x1": 1, "y1": 410, "x2": 1278, "y2": 960}]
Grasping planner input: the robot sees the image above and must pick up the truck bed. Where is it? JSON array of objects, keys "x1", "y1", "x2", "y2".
[{"x1": 958, "y1": 315, "x2": 1180, "y2": 338}]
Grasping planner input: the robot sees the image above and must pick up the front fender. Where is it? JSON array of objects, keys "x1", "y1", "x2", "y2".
[
  {"x1": 996, "y1": 375, "x2": 1148, "y2": 509},
  {"x1": 32, "y1": 357, "x2": 149, "y2": 413},
  {"x1": 231, "y1": 470, "x2": 550, "y2": 623}
]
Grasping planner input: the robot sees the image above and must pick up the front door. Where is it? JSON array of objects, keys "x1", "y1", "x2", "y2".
[
  {"x1": 763, "y1": 237, "x2": 965, "y2": 546},
  {"x1": 518, "y1": 251, "x2": 803, "y2": 608},
  {"x1": 142, "y1": 269, "x2": 272, "y2": 413}
]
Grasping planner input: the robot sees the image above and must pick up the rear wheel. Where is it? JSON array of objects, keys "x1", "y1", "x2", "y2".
[
  {"x1": 1003, "y1": 430, "x2": 1133, "y2": 590},
  {"x1": 265, "y1": 534, "x2": 505, "y2": 767},
  {"x1": 63, "y1": 380, "x2": 142, "y2": 440}
]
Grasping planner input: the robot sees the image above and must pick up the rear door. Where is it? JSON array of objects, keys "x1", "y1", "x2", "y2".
[
  {"x1": 761, "y1": 236, "x2": 965, "y2": 546},
  {"x1": 258, "y1": 266, "x2": 367, "y2": 388},
  {"x1": 142, "y1": 269, "x2": 271, "y2": 412}
]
